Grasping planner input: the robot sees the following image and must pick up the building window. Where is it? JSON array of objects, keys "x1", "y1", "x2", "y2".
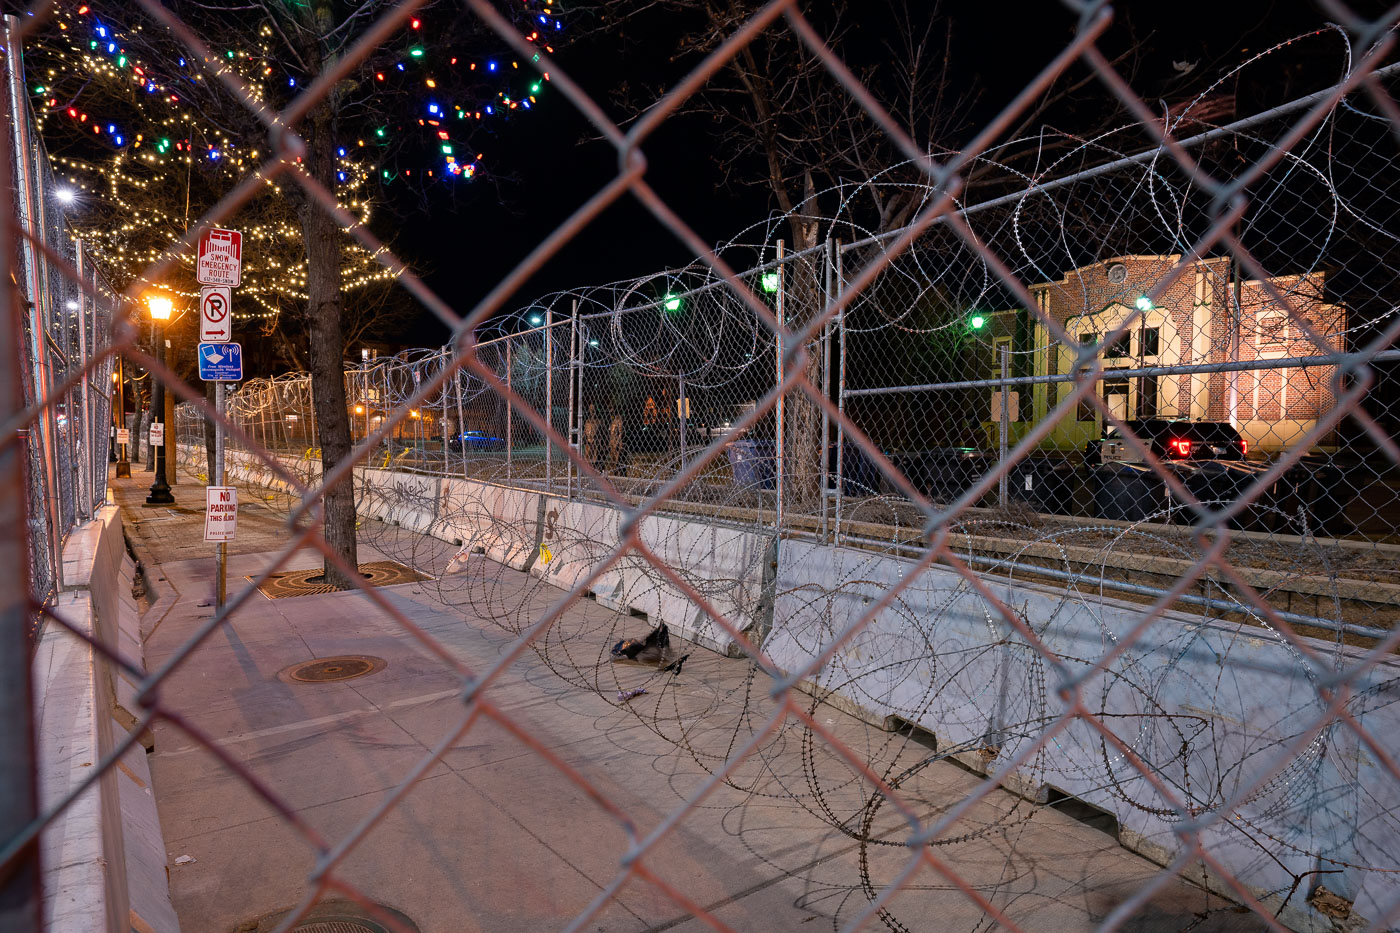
[
  {"x1": 1141, "y1": 327, "x2": 1160, "y2": 357},
  {"x1": 1080, "y1": 332, "x2": 1097, "y2": 346},
  {"x1": 1139, "y1": 374, "x2": 1159, "y2": 418},
  {"x1": 1259, "y1": 315, "x2": 1289, "y2": 348},
  {"x1": 991, "y1": 336, "x2": 1012, "y2": 365},
  {"x1": 1105, "y1": 333, "x2": 1132, "y2": 359}
]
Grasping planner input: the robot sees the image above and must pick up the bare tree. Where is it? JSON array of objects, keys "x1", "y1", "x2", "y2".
[{"x1": 30, "y1": 0, "x2": 556, "y2": 585}]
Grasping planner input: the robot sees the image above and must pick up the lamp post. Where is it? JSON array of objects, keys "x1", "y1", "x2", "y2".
[{"x1": 145, "y1": 293, "x2": 175, "y2": 504}]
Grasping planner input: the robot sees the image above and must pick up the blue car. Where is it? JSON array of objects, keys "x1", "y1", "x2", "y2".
[{"x1": 448, "y1": 430, "x2": 506, "y2": 452}]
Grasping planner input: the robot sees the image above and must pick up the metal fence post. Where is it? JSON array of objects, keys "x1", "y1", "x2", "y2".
[
  {"x1": 545, "y1": 308, "x2": 553, "y2": 493},
  {"x1": 998, "y1": 343, "x2": 1009, "y2": 509},
  {"x1": 441, "y1": 350, "x2": 450, "y2": 477},
  {"x1": 75, "y1": 242, "x2": 92, "y2": 519},
  {"x1": 774, "y1": 239, "x2": 784, "y2": 535},
  {"x1": 834, "y1": 242, "x2": 846, "y2": 546},
  {"x1": 568, "y1": 301, "x2": 577, "y2": 499},
  {"x1": 820, "y1": 237, "x2": 833, "y2": 542},
  {"x1": 454, "y1": 361, "x2": 466, "y2": 480},
  {"x1": 512, "y1": 336, "x2": 518, "y2": 481}
]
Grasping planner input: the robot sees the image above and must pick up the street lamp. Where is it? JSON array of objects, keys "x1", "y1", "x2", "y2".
[{"x1": 145, "y1": 292, "x2": 175, "y2": 504}]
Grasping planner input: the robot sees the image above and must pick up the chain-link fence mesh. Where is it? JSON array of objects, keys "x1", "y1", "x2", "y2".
[
  {"x1": 6, "y1": 29, "x2": 118, "y2": 624},
  {"x1": 17, "y1": 1, "x2": 1400, "y2": 931}
]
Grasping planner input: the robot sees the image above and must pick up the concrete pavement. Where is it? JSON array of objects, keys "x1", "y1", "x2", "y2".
[{"x1": 111, "y1": 467, "x2": 1255, "y2": 932}]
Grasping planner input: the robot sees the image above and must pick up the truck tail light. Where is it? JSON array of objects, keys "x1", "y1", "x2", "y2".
[
  {"x1": 1240, "y1": 439, "x2": 1248, "y2": 456},
  {"x1": 1168, "y1": 438, "x2": 1192, "y2": 458}
]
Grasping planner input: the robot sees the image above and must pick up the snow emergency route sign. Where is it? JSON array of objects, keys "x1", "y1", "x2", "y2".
[
  {"x1": 205, "y1": 486, "x2": 238, "y2": 542},
  {"x1": 197, "y1": 227, "x2": 242, "y2": 287},
  {"x1": 200, "y1": 286, "x2": 232, "y2": 342}
]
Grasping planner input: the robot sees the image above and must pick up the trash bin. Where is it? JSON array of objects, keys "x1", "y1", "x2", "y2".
[
  {"x1": 1174, "y1": 460, "x2": 1272, "y2": 531},
  {"x1": 826, "y1": 441, "x2": 880, "y2": 496},
  {"x1": 1093, "y1": 462, "x2": 1170, "y2": 522},
  {"x1": 727, "y1": 439, "x2": 776, "y2": 490},
  {"x1": 879, "y1": 450, "x2": 921, "y2": 498},
  {"x1": 918, "y1": 447, "x2": 991, "y2": 502},
  {"x1": 1008, "y1": 457, "x2": 1081, "y2": 516},
  {"x1": 1271, "y1": 456, "x2": 1351, "y2": 537}
]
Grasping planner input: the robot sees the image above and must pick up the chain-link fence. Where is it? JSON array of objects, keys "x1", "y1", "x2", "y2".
[
  {"x1": 4, "y1": 21, "x2": 118, "y2": 621},
  {"x1": 19, "y1": 1, "x2": 1400, "y2": 931}
]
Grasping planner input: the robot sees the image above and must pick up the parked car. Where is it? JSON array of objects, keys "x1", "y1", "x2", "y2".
[
  {"x1": 448, "y1": 429, "x2": 506, "y2": 452},
  {"x1": 1085, "y1": 419, "x2": 1247, "y2": 465}
]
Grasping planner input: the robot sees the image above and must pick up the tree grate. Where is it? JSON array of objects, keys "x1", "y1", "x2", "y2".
[{"x1": 248, "y1": 560, "x2": 430, "y2": 599}]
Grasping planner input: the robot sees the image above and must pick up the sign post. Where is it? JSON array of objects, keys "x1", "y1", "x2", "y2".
[
  {"x1": 213, "y1": 381, "x2": 226, "y2": 607},
  {"x1": 197, "y1": 227, "x2": 242, "y2": 609}
]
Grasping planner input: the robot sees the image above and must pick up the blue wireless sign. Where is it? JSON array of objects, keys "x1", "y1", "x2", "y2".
[{"x1": 198, "y1": 342, "x2": 243, "y2": 381}]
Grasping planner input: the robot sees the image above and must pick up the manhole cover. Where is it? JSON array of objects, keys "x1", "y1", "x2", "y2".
[
  {"x1": 249, "y1": 560, "x2": 431, "y2": 599},
  {"x1": 280, "y1": 655, "x2": 385, "y2": 684}
]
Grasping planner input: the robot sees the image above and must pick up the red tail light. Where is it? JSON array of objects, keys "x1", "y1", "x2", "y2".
[
  {"x1": 1240, "y1": 439, "x2": 1248, "y2": 456},
  {"x1": 1168, "y1": 438, "x2": 1192, "y2": 458}
]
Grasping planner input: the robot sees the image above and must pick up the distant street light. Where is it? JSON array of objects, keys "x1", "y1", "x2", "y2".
[
  {"x1": 144, "y1": 291, "x2": 175, "y2": 504},
  {"x1": 55, "y1": 187, "x2": 75, "y2": 204}
]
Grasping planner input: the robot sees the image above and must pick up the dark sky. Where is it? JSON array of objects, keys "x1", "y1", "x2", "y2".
[{"x1": 393, "y1": 0, "x2": 1386, "y2": 347}]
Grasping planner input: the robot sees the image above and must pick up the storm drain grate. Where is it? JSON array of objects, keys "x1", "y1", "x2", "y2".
[
  {"x1": 280, "y1": 656, "x2": 386, "y2": 684},
  {"x1": 249, "y1": 560, "x2": 430, "y2": 599},
  {"x1": 293, "y1": 923, "x2": 385, "y2": 933}
]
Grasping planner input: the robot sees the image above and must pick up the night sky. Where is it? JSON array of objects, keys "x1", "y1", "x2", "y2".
[{"x1": 390, "y1": 0, "x2": 1387, "y2": 347}]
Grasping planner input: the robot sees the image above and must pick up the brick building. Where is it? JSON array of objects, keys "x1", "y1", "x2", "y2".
[{"x1": 987, "y1": 255, "x2": 1345, "y2": 453}]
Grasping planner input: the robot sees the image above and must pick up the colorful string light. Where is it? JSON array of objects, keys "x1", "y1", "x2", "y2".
[{"x1": 27, "y1": 0, "x2": 565, "y2": 323}]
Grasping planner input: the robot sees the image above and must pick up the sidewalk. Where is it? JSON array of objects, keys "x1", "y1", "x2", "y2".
[{"x1": 109, "y1": 466, "x2": 1251, "y2": 932}]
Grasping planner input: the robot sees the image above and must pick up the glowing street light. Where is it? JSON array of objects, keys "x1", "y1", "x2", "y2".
[
  {"x1": 663, "y1": 293, "x2": 682, "y2": 313},
  {"x1": 144, "y1": 291, "x2": 175, "y2": 504},
  {"x1": 1135, "y1": 296, "x2": 1153, "y2": 311},
  {"x1": 968, "y1": 314, "x2": 986, "y2": 330},
  {"x1": 760, "y1": 271, "x2": 780, "y2": 294},
  {"x1": 55, "y1": 187, "x2": 75, "y2": 204},
  {"x1": 146, "y1": 293, "x2": 173, "y2": 321}
]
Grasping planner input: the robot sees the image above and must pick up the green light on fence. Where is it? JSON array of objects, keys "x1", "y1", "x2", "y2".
[
  {"x1": 761, "y1": 271, "x2": 780, "y2": 293},
  {"x1": 1135, "y1": 295, "x2": 1153, "y2": 311},
  {"x1": 969, "y1": 314, "x2": 986, "y2": 330},
  {"x1": 663, "y1": 293, "x2": 682, "y2": 313}
]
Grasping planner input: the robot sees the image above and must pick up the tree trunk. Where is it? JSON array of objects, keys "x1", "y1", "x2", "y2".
[
  {"x1": 782, "y1": 216, "x2": 826, "y2": 516},
  {"x1": 299, "y1": 101, "x2": 359, "y2": 587}
]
